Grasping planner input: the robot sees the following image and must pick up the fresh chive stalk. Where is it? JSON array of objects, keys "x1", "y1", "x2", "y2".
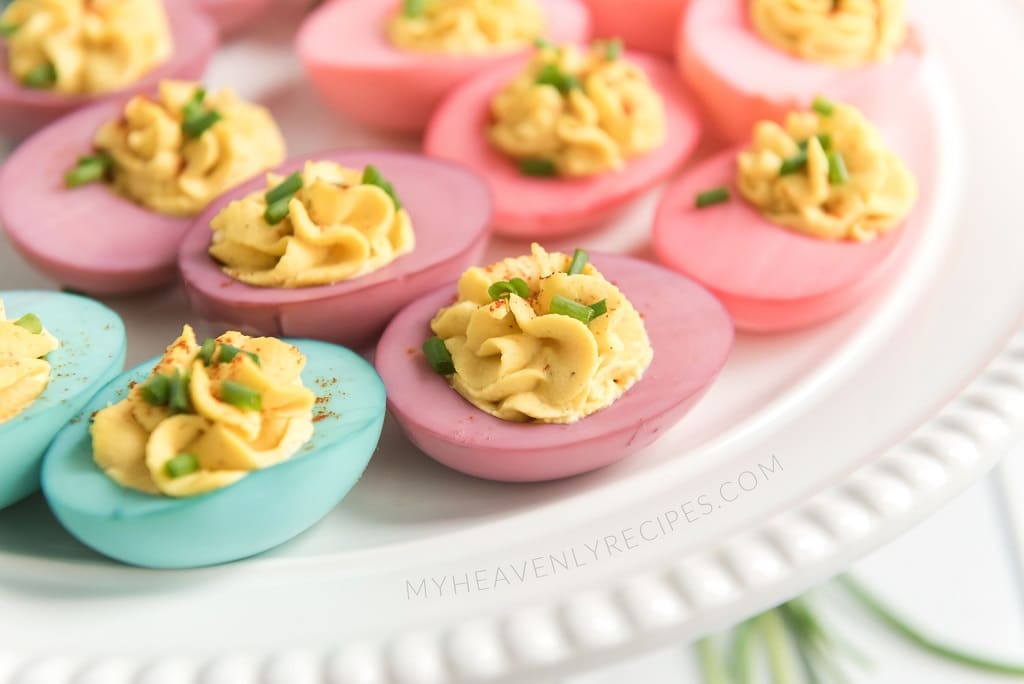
[
  {"x1": 13, "y1": 313, "x2": 42, "y2": 334},
  {"x1": 65, "y1": 153, "x2": 113, "y2": 188},
  {"x1": 827, "y1": 150, "x2": 849, "y2": 185},
  {"x1": 264, "y1": 196, "x2": 292, "y2": 225},
  {"x1": 182, "y1": 110, "x2": 222, "y2": 138},
  {"x1": 696, "y1": 186, "x2": 730, "y2": 208},
  {"x1": 567, "y1": 248, "x2": 589, "y2": 275},
  {"x1": 423, "y1": 336, "x2": 455, "y2": 375},
  {"x1": 164, "y1": 452, "x2": 199, "y2": 479},
  {"x1": 265, "y1": 171, "x2": 303, "y2": 205},
  {"x1": 140, "y1": 374, "x2": 171, "y2": 406},
  {"x1": 589, "y1": 299, "x2": 607, "y2": 318},
  {"x1": 198, "y1": 338, "x2": 217, "y2": 366},
  {"x1": 519, "y1": 158, "x2": 557, "y2": 178},
  {"x1": 488, "y1": 277, "x2": 530, "y2": 300},
  {"x1": 535, "y1": 63, "x2": 580, "y2": 94},
  {"x1": 550, "y1": 295, "x2": 595, "y2": 324},
  {"x1": 362, "y1": 165, "x2": 403, "y2": 210},
  {"x1": 22, "y1": 62, "x2": 56, "y2": 89},
  {"x1": 218, "y1": 343, "x2": 260, "y2": 367},
  {"x1": 220, "y1": 380, "x2": 262, "y2": 411},
  {"x1": 812, "y1": 95, "x2": 836, "y2": 116},
  {"x1": 779, "y1": 150, "x2": 808, "y2": 175},
  {"x1": 167, "y1": 369, "x2": 192, "y2": 415}
]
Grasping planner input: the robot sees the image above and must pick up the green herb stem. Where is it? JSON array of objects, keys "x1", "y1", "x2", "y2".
[
  {"x1": 265, "y1": 171, "x2": 303, "y2": 205},
  {"x1": 696, "y1": 637, "x2": 732, "y2": 684},
  {"x1": 22, "y1": 62, "x2": 56, "y2": 89},
  {"x1": 550, "y1": 295, "x2": 595, "y2": 324},
  {"x1": 140, "y1": 374, "x2": 171, "y2": 406},
  {"x1": 812, "y1": 96, "x2": 836, "y2": 116},
  {"x1": 167, "y1": 369, "x2": 192, "y2": 415},
  {"x1": 264, "y1": 196, "x2": 292, "y2": 225},
  {"x1": 13, "y1": 313, "x2": 42, "y2": 334},
  {"x1": 519, "y1": 158, "x2": 558, "y2": 178},
  {"x1": 423, "y1": 336, "x2": 455, "y2": 375},
  {"x1": 362, "y1": 164, "x2": 403, "y2": 210},
  {"x1": 164, "y1": 452, "x2": 199, "y2": 479},
  {"x1": 220, "y1": 380, "x2": 262, "y2": 411},
  {"x1": 827, "y1": 150, "x2": 849, "y2": 185},
  {"x1": 696, "y1": 186, "x2": 730, "y2": 208},
  {"x1": 488, "y1": 277, "x2": 530, "y2": 300},
  {"x1": 65, "y1": 153, "x2": 113, "y2": 188},
  {"x1": 567, "y1": 248, "x2": 588, "y2": 275},
  {"x1": 535, "y1": 62, "x2": 580, "y2": 94}
]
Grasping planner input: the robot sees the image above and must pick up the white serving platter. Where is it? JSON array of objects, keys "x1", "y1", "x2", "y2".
[{"x1": 1, "y1": 1, "x2": 1024, "y2": 682}]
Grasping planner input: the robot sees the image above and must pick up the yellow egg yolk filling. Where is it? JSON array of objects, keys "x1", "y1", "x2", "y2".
[
  {"x1": 91, "y1": 80, "x2": 286, "y2": 218},
  {"x1": 0, "y1": 302, "x2": 59, "y2": 424},
  {"x1": 209, "y1": 161, "x2": 415, "y2": 288},
  {"x1": 429, "y1": 243, "x2": 653, "y2": 424},
  {"x1": 388, "y1": 0, "x2": 545, "y2": 54},
  {"x1": 737, "y1": 99, "x2": 917, "y2": 241},
  {"x1": 91, "y1": 325, "x2": 316, "y2": 498},
  {"x1": 750, "y1": 0, "x2": 907, "y2": 67},
  {"x1": 489, "y1": 42, "x2": 667, "y2": 178},
  {"x1": 1, "y1": 0, "x2": 172, "y2": 94}
]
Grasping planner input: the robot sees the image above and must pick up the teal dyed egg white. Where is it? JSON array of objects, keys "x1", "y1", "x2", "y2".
[
  {"x1": 0, "y1": 291, "x2": 125, "y2": 511},
  {"x1": 42, "y1": 339, "x2": 385, "y2": 569}
]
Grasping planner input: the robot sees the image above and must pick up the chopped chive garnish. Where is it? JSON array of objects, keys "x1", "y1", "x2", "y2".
[
  {"x1": 535, "y1": 63, "x2": 580, "y2": 94},
  {"x1": 695, "y1": 186, "x2": 730, "y2": 208},
  {"x1": 403, "y1": 0, "x2": 427, "y2": 17},
  {"x1": 265, "y1": 171, "x2": 303, "y2": 205},
  {"x1": 140, "y1": 374, "x2": 171, "y2": 406},
  {"x1": 13, "y1": 313, "x2": 42, "y2": 334},
  {"x1": 550, "y1": 295, "x2": 595, "y2": 325},
  {"x1": 488, "y1": 277, "x2": 530, "y2": 300},
  {"x1": 589, "y1": 299, "x2": 608, "y2": 318},
  {"x1": 779, "y1": 150, "x2": 808, "y2": 175},
  {"x1": 567, "y1": 248, "x2": 589, "y2": 275},
  {"x1": 182, "y1": 109, "x2": 222, "y2": 139},
  {"x1": 603, "y1": 38, "x2": 623, "y2": 61},
  {"x1": 181, "y1": 87, "x2": 207, "y2": 120},
  {"x1": 827, "y1": 150, "x2": 849, "y2": 185},
  {"x1": 264, "y1": 196, "x2": 292, "y2": 225},
  {"x1": 64, "y1": 153, "x2": 113, "y2": 188},
  {"x1": 533, "y1": 37, "x2": 555, "y2": 49},
  {"x1": 519, "y1": 158, "x2": 557, "y2": 178},
  {"x1": 361, "y1": 165, "x2": 403, "y2": 210},
  {"x1": 798, "y1": 133, "x2": 832, "y2": 152},
  {"x1": 218, "y1": 344, "x2": 261, "y2": 367},
  {"x1": 220, "y1": 380, "x2": 262, "y2": 411},
  {"x1": 164, "y1": 452, "x2": 199, "y2": 479},
  {"x1": 0, "y1": 22, "x2": 18, "y2": 37},
  {"x1": 167, "y1": 369, "x2": 192, "y2": 415},
  {"x1": 423, "y1": 336, "x2": 455, "y2": 375},
  {"x1": 812, "y1": 95, "x2": 836, "y2": 116},
  {"x1": 22, "y1": 62, "x2": 56, "y2": 89},
  {"x1": 198, "y1": 338, "x2": 217, "y2": 365}
]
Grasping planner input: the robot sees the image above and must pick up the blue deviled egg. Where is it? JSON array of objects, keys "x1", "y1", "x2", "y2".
[
  {"x1": 42, "y1": 325, "x2": 385, "y2": 568},
  {"x1": 0, "y1": 290, "x2": 125, "y2": 511}
]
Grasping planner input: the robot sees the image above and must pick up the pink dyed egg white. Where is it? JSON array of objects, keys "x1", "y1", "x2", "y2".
[
  {"x1": 652, "y1": 96, "x2": 938, "y2": 332},
  {"x1": 0, "y1": 2, "x2": 217, "y2": 140},
  {"x1": 295, "y1": 0, "x2": 590, "y2": 133},
  {"x1": 424, "y1": 53, "x2": 702, "y2": 238},
  {"x1": 375, "y1": 253, "x2": 734, "y2": 482},
  {"x1": 180, "y1": 150, "x2": 493, "y2": 349},
  {"x1": 679, "y1": 0, "x2": 925, "y2": 144},
  {"x1": 191, "y1": 0, "x2": 273, "y2": 36},
  {"x1": 582, "y1": 0, "x2": 688, "y2": 57},
  {"x1": 0, "y1": 100, "x2": 194, "y2": 295}
]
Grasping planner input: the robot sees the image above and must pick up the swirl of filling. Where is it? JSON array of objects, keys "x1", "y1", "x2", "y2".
[
  {"x1": 737, "y1": 99, "x2": 917, "y2": 241},
  {"x1": 209, "y1": 161, "x2": 415, "y2": 288},
  {"x1": 1, "y1": 0, "x2": 172, "y2": 94},
  {"x1": 0, "y1": 302, "x2": 59, "y2": 424},
  {"x1": 93, "y1": 80, "x2": 286, "y2": 217},
  {"x1": 489, "y1": 42, "x2": 666, "y2": 178},
  {"x1": 749, "y1": 0, "x2": 907, "y2": 66},
  {"x1": 91, "y1": 325, "x2": 317, "y2": 498},
  {"x1": 429, "y1": 243, "x2": 652, "y2": 423},
  {"x1": 388, "y1": 0, "x2": 545, "y2": 54}
]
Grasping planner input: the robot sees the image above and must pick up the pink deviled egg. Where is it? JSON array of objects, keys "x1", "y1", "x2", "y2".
[
  {"x1": 583, "y1": 0, "x2": 688, "y2": 57},
  {"x1": 180, "y1": 150, "x2": 492, "y2": 348},
  {"x1": 376, "y1": 250, "x2": 733, "y2": 482},
  {"x1": 0, "y1": 1, "x2": 217, "y2": 140},
  {"x1": 295, "y1": 0, "x2": 590, "y2": 133},
  {"x1": 679, "y1": 0, "x2": 924, "y2": 143},
  {"x1": 190, "y1": 0, "x2": 273, "y2": 36},
  {"x1": 652, "y1": 98, "x2": 932, "y2": 332},
  {"x1": 424, "y1": 47, "x2": 702, "y2": 237}
]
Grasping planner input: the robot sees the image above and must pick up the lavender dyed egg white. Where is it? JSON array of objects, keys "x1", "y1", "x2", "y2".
[
  {"x1": 191, "y1": 0, "x2": 273, "y2": 36},
  {"x1": 375, "y1": 254, "x2": 734, "y2": 482},
  {"x1": 179, "y1": 150, "x2": 493, "y2": 349},
  {"x1": 0, "y1": 2, "x2": 217, "y2": 140}
]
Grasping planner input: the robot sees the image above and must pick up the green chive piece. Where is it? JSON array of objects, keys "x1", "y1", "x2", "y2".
[
  {"x1": 182, "y1": 109, "x2": 222, "y2": 139},
  {"x1": 779, "y1": 150, "x2": 808, "y2": 175},
  {"x1": 798, "y1": 133, "x2": 832, "y2": 152},
  {"x1": 198, "y1": 338, "x2": 217, "y2": 366},
  {"x1": 519, "y1": 158, "x2": 557, "y2": 178},
  {"x1": 532, "y1": 37, "x2": 555, "y2": 50},
  {"x1": 167, "y1": 369, "x2": 192, "y2": 415},
  {"x1": 218, "y1": 344, "x2": 261, "y2": 367},
  {"x1": 164, "y1": 452, "x2": 199, "y2": 479},
  {"x1": 264, "y1": 196, "x2": 292, "y2": 225},
  {"x1": 827, "y1": 150, "x2": 849, "y2": 185},
  {"x1": 589, "y1": 299, "x2": 608, "y2": 318},
  {"x1": 423, "y1": 336, "x2": 455, "y2": 375},
  {"x1": 265, "y1": 171, "x2": 303, "y2": 205},
  {"x1": 604, "y1": 38, "x2": 623, "y2": 61},
  {"x1": 488, "y1": 277, "x2": 531, "y2": 301},
  {"x1": 567, "y1": 248, "x2": 589, "y2": 275},
  {"x1": 181, "y1": 87, "x2": 207, "y2": 120},
  {"x1": 139, "y1": 374, "x2": 171, "y2": 406},
  {"x1": 812, "y1": 95, "x2": 836, "y2": 116},
  {"x1": 13, "y1": 313, "x2": 42, "y2": 334},
  {"x1": 0, "y1": 22, "x2": 19, "y2": 37},
  {"x1": 535, "y1": 63, "x2": 580, "y2": 94},
  {"x1": 220, "y1": 380, "x2": 262, "y2": 411},
  {"x1": 403, "y1": 0, "x2": 427, "y2": 17},
  {"x1": 550, "y1": 295, "x2": 594, "y2": 325},
  {"x1": 361, "y1": 165, "x2": 403, "y2": 210},
  {"x1": 695, "y1": 186, "x2": 730, "y2": 208},
  {"x1": 22, "y1": 62, "x2": 56, "y2": 89},
  {"x1": 64, "y1": 153, "x2": 113, "y2": 188}
]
